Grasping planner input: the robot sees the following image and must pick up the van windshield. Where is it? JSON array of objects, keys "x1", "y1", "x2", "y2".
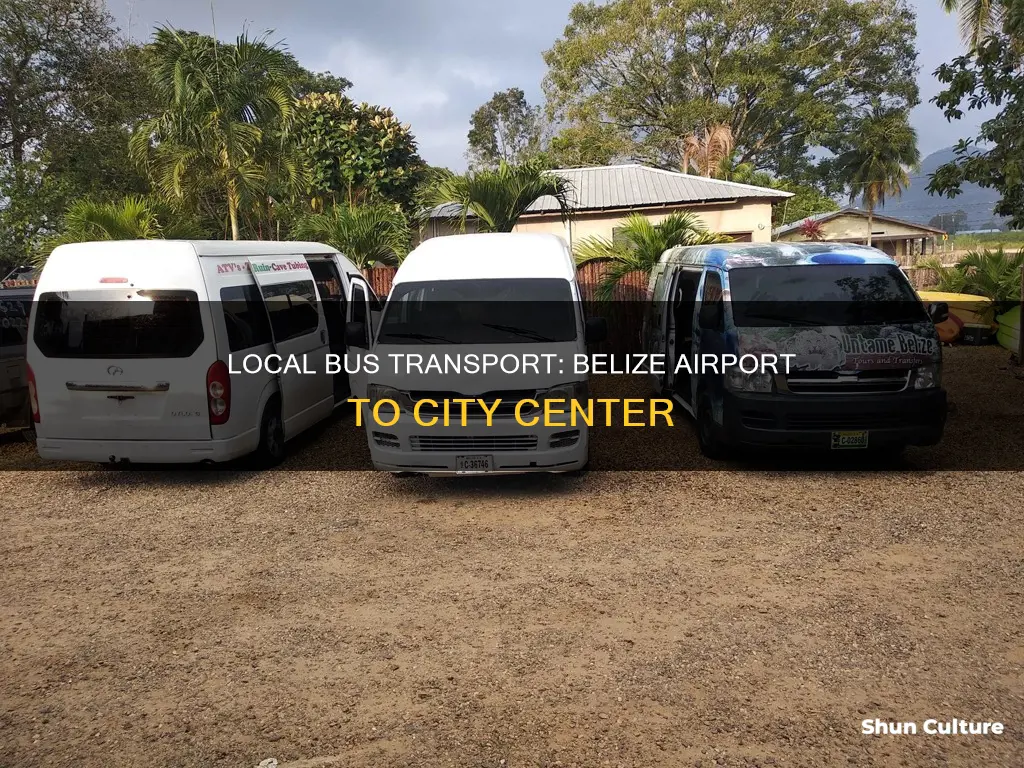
[
  {"x1": 33, "y1": 290, "x2": 204, "y2": 358},
  {"x1": 378, "y1": 278, "x2": 577, "y2": 344},
  {"x1": 727, "y1": 264, "x2": 928, "y2": 327}
]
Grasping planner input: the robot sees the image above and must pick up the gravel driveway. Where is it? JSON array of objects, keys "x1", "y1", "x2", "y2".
[{"x1": 1, "y1": 347, "x2": 1023, "y2": 767}]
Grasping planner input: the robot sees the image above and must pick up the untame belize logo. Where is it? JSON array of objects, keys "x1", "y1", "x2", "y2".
[{"x1": 841, "y1": 330, "x2": 937, "y2": 357}]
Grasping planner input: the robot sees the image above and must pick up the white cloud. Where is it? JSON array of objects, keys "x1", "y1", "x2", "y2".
[{"x1": 317, "y1": 40, "x2": 451, "y2": 112}]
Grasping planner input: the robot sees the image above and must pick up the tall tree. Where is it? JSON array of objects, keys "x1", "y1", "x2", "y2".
[
  {"x1": 0, "y1": 0, "x2": 115, "y2": 167},
  {"x1": 727, "y1": 160, "x2": 839, "y2": 227},
  {"x1": 927, "y1": 26, "x2": 1024, "y2": 228},
  {"x1": 293, "y1": 92, "x2": 425, "y2": 210},
  {"x1": 129, "y1": 27, "x2": 296, "y2": 240},
  {"x1": 466, "y1": 88, "x2": 543, "y2": 169},
  {"x1": 834, "y1": 107, "x2": 920, "y2": 246},
  {"x1": 542, "y1": 0, "x2": 918, "y2": 178},
  {"x1": 940, "y1": 0, "x2": 1005, "y2": 48},
  {"x1": 418, "y1": 161, "x2": 573, "y2": 233}
]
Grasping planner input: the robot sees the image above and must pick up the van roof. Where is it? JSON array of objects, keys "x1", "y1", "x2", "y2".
[
  {"x1": 662, "y1": 242, "x2": 900, "y2": 271},
  {"x1": 49, "y1": 240, "x2": 338, "y2": 258},
  {"x1": 394, "y1": 233, "x2": 575, "y2": 285}
]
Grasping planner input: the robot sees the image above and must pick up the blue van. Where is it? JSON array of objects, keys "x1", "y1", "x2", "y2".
[{"x1": 643, "y1": 243, "x2": 949, "y2": 458}]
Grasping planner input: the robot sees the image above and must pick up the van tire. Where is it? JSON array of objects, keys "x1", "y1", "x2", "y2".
[
  {"x1": 253, "y1": 399, "x2": 285, "y2": 468},
  {"x1": 696, "y1": 396, "x2": 730, "y2": 461}
]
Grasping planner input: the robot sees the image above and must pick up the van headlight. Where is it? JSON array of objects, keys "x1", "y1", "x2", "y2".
[
  {"x1": 910, "y1": 364, "x2": 941, "y2": 390},
  {"x1": 367, "y1": 384, "x2": 410, "y2": 411},
  {"x1": 540, "y1": 381, "x2": 589, "y2": 403},
  {"x1": 725, "y1": 369, "x2": 774, "y2": 393}
]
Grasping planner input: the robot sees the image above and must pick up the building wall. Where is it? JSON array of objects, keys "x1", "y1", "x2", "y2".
[
  {"x1": 778, "y1": 213, "x2": 939, "y2": 242},
  {"x1": 419, "y1": 200, "x2": 776, "y2": 246}
]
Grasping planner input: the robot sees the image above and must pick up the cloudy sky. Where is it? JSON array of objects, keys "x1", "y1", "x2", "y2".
[{"x1": 113, "y1": 0, "x2": 986, "y2": 171}]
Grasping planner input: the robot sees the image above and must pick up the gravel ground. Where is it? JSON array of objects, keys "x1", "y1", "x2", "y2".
[{"x1": 1, "y1": 347, "x2": 1023, "y2": 767}]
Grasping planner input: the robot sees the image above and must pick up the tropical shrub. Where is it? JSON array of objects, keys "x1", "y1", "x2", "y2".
[
  {"x1": 292, "y1": 204, "x2": 411, "y2": 268},
  {"x1": 919, "y1": 247, "x2": 1024, "y2": 302},
  {"x1": 36, "y1": 195, "x2": 208, "y2": 264},
  {"x1": 574, "y1": 212, "x2": 732, "y2": 300},
  {"x1": 418, "y1": 161, "x2": 574, "y2": 233}
]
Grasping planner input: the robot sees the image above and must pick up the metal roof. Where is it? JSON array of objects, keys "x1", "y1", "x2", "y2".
[
  {"x1": 425, "y1": 164, "x2": 792, "y2": 219},
  {"x1": 773, "y1": 207, "x2": 947, "y2": 237}
]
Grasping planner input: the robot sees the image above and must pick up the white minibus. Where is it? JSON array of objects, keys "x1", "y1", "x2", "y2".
[
  {"x1": 28, "y1": 240, "x2": 378, "y2": 466},
  {"x1": 353, "y1": 233, "x2": 606, "y2": 475}
]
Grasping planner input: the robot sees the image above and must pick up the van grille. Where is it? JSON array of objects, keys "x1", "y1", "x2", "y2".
[
  {"x1": 409, "y1": 435, "x2": 538, "y2": 452},
  {"x1": 783, "y1": 370, "x2": 909, "y2": 395}
]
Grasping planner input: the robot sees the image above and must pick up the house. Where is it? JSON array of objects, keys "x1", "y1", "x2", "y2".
[
  {"x1": 773, "y1": 207, "x2": 947, "y2": 263},
  {"x1": 421, "y1": 164, "x2": 792, "y2": 246}
]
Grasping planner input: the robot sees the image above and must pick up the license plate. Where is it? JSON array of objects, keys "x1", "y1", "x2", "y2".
[
  {"x1": 456, "y1": 455, "x2": 493, "y2": 473},
  {"x1": 831, "y1": 430, "x2": 869, "y2": 449}
]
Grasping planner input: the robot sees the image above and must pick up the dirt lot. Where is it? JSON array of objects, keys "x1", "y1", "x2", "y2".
[{"x1": 2, "y1": 347, "x2": 1024, "y2": 767}]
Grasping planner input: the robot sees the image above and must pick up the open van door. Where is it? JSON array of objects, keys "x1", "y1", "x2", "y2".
[
  {"x1": 346, "y1": 276, "x2": 374, "y2": 400},
  {"x1": 247, "y1": 256, "x2": 333, "y2": 438}
]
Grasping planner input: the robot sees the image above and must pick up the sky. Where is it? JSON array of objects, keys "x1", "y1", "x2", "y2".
[{"x1": 112, "y1": 0, "x2": 988, "y2": 171}]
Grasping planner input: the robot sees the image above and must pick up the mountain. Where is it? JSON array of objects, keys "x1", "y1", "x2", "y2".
[{"x1": 878, "y1": 147, "x2": 1007, "y2": 231}]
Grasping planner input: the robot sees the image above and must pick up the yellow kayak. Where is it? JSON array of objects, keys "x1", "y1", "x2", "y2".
[{"x1": 917, "y1": 290, "x2": 996, "y2": 343}]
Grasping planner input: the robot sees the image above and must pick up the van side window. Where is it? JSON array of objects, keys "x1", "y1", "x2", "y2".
[
  {"x1": 261, "y1": 280, "x2": 320, "y2": 343},
  {"x1": 351, "y1": 282, "x2": 368, "y2": 326},
  {"x1": 221, "y1": 285, "x2": 273, "y2": 352},
  {"x1": 351, "y1": 274, "x2": 381, "y2": 312},
  {"x1": 698, "y1": 271, "x2": 724, "y2": 332}
]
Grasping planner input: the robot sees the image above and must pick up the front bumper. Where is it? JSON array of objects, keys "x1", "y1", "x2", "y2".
[
  {"x1": 721, "y1": 388, "x2": 947, "y2": 449},
  {"x1": 364, "y1": 411, "x2": 589, "y2": 474}
]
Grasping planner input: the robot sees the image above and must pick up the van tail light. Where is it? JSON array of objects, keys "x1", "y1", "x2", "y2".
[
  {"x1": 206, "y1": 361, "x2": 231, "y2": 425},
  {"x1": 27, "y1": 363, "x2": 40, "y2": 423}
]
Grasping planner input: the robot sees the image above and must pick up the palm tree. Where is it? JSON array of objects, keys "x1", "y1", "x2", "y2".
[
  {"x1": 834, "y1": 108, "x2": 919, "y2": 247},
  {"x1": 130, "y1": 28, "x2": 296, "y2": 240},
  {"x1": 941, "y1": 0, "x2": 1004, "y2": 48},
  {"x1": 575, "y1": 212, "x2": 732, "y2": 300},
  {"x1": 418, "y1": 161, "x2": 574, "y2": 233},
  {"x1": 292, "y1": 204, "x2": 411, "y2": 268},
  {"x1": 681, "y1": 123, "x2": 734, "y2": 178},
  {"x1": 36, "y1": 196, "x2": 207, "y2": 265}
]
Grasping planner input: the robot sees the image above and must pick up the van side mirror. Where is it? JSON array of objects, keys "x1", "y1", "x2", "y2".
[
  {"x1": 345, "y1": 320, "x2": 368, "y2": 348},
  {"x1": 585, "y1": 317, "x2": 608, "y2": 345},
  {"x1": 927, "y1": 302, "x2": 949, "y2": 324}
]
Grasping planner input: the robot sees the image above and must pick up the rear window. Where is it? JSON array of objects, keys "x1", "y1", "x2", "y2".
[
  {"x1": 221, "y1": 284, "x2": 273, "y2": 352},
  {"x1": 33, "y1": 290, "x2": 204, "y2": 358}
]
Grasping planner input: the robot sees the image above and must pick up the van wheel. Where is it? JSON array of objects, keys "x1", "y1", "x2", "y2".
[
  {"x1": 697, "y1": 397, "x2": 730, "y2": 460},
  {"x1": 254, "y1": 400, "x2": 285, "y2": 468}
]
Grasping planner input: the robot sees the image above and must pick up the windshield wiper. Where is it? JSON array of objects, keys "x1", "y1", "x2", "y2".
[
  {"x1": 379, "y1": 331, "x2": 455, "y2": 344},
  {"x1": 482, "y1": 323, "x2": 558, "y2": 342}
]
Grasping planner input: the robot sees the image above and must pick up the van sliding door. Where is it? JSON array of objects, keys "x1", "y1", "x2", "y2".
[{"x1": 247, "y1": 256, "x2": 333, "y2": 439}]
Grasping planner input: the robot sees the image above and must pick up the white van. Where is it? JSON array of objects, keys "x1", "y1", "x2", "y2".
[
  {"x1": 28, "y1": 240, "x2": 378, "y2": 466},
  {"x1": 356, "y1": 233, "x2": 605, "y2": 475}
]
